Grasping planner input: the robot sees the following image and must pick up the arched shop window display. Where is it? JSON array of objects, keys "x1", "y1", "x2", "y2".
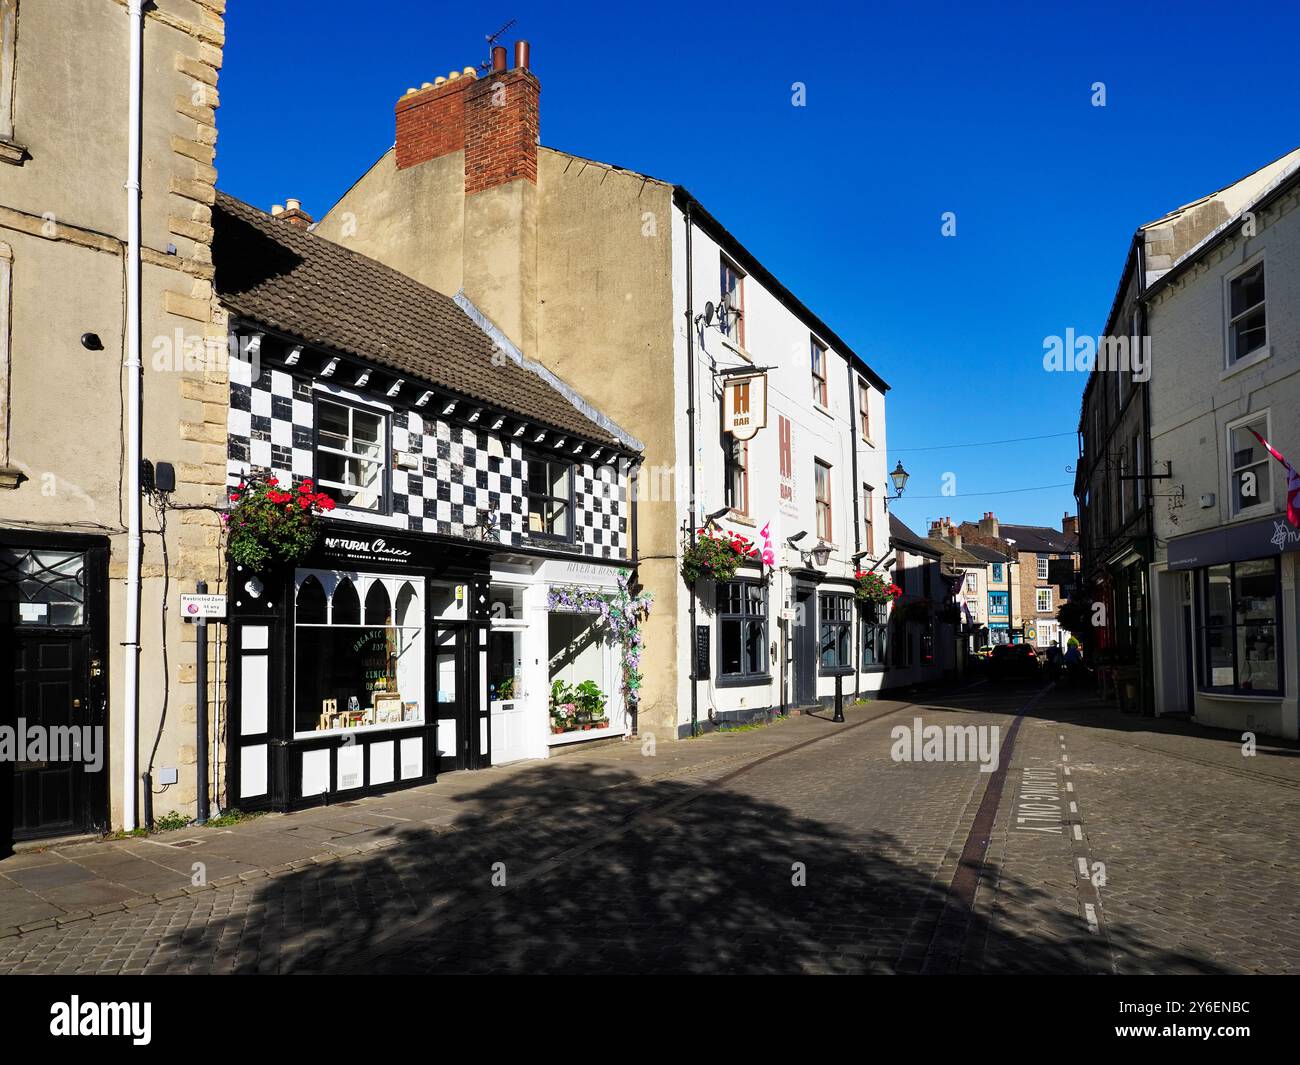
[{"x1": 293, "y1": 569, "x2": 426, "y2": 734}]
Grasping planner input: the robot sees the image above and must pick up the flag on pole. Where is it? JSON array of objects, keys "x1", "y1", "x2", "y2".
[
  {"x1": 759, "y1": 520, "x2": 776, "y2": 567},
  {"x1": 1248, "y1": 427, "x2": 1300, "y2": 527}
]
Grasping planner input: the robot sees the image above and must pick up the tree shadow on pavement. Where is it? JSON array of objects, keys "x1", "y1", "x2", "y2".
[{"x1": 161, "y1": 760, "x2": 1233, "y2": 975}]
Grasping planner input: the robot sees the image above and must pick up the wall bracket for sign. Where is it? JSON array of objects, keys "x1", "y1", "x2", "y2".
[{"x1": 713, "y1": 364, "x2": 778, "y2": 379}]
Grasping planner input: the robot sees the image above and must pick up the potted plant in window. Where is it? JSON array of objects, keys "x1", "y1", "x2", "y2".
[
  {"x1": 225, "y1": 477, "x2": 336, "y2": 572},
  {"x1": 573, "y1": 679, "x2": 606, "y2": 727}
]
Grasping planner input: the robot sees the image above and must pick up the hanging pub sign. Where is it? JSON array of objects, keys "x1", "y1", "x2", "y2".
[{"x1": 722, "y1": 373, "x2": 768, "y2": 441}]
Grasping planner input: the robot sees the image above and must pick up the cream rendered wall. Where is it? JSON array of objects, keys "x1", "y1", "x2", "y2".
[
  {"x1": 533, "y1": 151, "x2": 679, "y2": 741},
  {"x1": 314, "y1": 146, "x2": 467, "y2": 306},
  {"x1": 0, "y1": 0, "x2": 227, "y2": 829},
  {"x1": 1148, "y1": 182, "x2": 1300, "y2": 738}
]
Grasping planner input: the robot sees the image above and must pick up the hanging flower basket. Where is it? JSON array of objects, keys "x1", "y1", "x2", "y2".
[
  {"x1": 681, "y1": 529, "x2": 760, "y2": 585},
  {"x1": 854, "y1": 569, "x2": 902, "y2": 606},
  {"x1": 224, "y1": 477, "x2": 336, "y2": 572}
]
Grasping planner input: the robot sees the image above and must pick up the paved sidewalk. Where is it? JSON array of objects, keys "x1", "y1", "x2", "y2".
[{"x1": 0, "y1": 697, "x2": 914, "y2": 941}]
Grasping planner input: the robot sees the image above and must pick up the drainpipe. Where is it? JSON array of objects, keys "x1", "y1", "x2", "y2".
[
  {"x1": 684, "y1": 201, "x2": 699, "y2": 738},
  {"x1": 121, "y1": 0, "x2": 144, "y2": 831},
  {"x1": 846, "y1": 361, "x2": 862, "y2": 700}
]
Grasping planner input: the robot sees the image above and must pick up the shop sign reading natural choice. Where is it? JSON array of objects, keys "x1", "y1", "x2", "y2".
[{"x1": 323, "y1": 535, "x2": 414, "y2": 565}]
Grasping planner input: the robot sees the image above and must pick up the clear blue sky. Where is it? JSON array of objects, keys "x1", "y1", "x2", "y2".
[{"x1": 217, "y1": 0, "x2": 1300, "y2": 537}]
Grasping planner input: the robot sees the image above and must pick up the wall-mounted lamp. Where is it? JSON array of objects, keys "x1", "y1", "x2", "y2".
[
  {"x1": 80, "y1": 332, "x2": 104, "y2": 351},
  {"x1": 810, "y1": 542, "x2": 832, "y2": 567},
  {"x1": 884, "y1": 460, "x2": 910, "y2": 508}
]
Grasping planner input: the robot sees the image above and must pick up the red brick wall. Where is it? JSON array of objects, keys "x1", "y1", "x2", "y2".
[
  {"x1": 393, "y1": 69, "x2": 540, "y2": 193},
  {"x1": 394, "y1": 78, "x2": 472, "y2": 171},
  {"x1": 465, "y1": 70, "x2": 539, "y2": 193}
]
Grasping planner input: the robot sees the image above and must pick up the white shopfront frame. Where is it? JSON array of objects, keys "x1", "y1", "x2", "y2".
[
  {"x1": 488, "y1": 557, "x2": 631, "y2": 759},
  {"x1": 291, "y1": 567, "x2": 428, "y2": 740}
]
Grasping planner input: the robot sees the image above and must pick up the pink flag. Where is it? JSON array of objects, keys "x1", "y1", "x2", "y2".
[
  {"x1": 759, "y1": 521, "x2": 776, "y2": 567},
  {"x1": 1248, "y1": 427, "x2": 1300, "y2": 527}
]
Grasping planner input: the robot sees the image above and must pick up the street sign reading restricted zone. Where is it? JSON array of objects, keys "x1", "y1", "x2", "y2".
[{"x1": 180, "y1": 593, "x2": 227, "y2": 619}]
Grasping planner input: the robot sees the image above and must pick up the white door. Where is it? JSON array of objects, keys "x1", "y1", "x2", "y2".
[{"x1": 490, "y1": 698, "x2": 531, "y2": 764}]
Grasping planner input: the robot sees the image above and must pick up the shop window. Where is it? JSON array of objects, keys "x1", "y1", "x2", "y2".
[
  {"x1": 1198, "y1": 559, "x2": 1281, "y2": 695},
  {"x1": 819, "y1": 592, "x2": 853, "y2": 673},
  {"x1": 548, "y1": 611, "x2": 612, "y2": 734},
  {"x1": 297, "y1": 574, "x2": 326, "y2": 623},
  {"x1": 717, "y1": 579, "x2": 768, "y2": 682},
  {"x1": 315, "y1": 396, "x2": 387, "y2": 512},
  {"x1": 0, "y1": 547, "x2": 85, "y2": 625},
  {"x1": 364, "y1": 580, "x2": 391, "y2": 624},
  {"x1": 294, "y1": 570, "x2": 425, "y2": 735},
  {"x1": 861, "y1": 601, "x2": 887, "y2": 667},
  {"x1": 525, "y1": 454, "x2": 572, "y2": 540},
  {"x1": 332, "y1": 577, "x2": 360, "y2": 623}
]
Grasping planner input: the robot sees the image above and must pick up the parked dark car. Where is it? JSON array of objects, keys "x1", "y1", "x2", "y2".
[{"x1": 989, "y1": 643, "x2": 1040, "y2": 679}]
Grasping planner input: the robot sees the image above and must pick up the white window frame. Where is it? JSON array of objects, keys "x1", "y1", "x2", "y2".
[
  {"x1": 1226, "y1": 409, "x2": 1273, "y2": 518},
  {"x1": 315, "y1": 395, "x2": 388, "y2": 513},
  {"x1": 1036, "y1": 588, "x2": 1053, "y2": 613},
  {"x1": 1224, "y1": 253, "x2": 1268, "y2": 371},
  {"x1": 0, "y1": 1, "x2": 17, "y2": 149},
  {"x1": 0, "y1": 241, "x2": 12, "y2": 475},
  {"x1": 292, "y1": 570, "x2": 426, "y2": 739},
  {"x1": 1036, "y1": 556, "x2": 1049, "y2": 581}
]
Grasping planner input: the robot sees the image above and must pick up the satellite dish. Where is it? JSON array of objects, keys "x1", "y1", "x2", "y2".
[{"x1": 703, "y1": 301, "x2": 715, "y2": 326}]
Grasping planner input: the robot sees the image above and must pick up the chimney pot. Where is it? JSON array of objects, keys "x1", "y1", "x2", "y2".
[
  {"x1": 433, "y1": 76, "x2": 446, "y2": 86},
  {"x1": 421, "y1": 81, "x2": 433, "y2": 90},
  {"x1": 514, "y1": 40, "x2": 530, "y2": 70},
  {"x1": 492, "y1": 45, "x2": 507, "y2": 72},
  {"x1": 462, "y1": 66, "x2": 477, "y2": 77},
  {"x1": 270, "y1": 204, "x2": 284, "y2": 216},
  {"x1": 286, "y1": 198, "x2": 301, "y2": 212}
]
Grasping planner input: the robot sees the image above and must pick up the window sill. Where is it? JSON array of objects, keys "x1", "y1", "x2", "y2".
[
  {"x1": 861, "y1": 435, "x2": 876, "y2": 449},
  {"x1": 724, "y1": 510, "x2": 757, "y2": 528},
  {"x1": 1197, "y1": 689, "x2": 1283, "y2": 702},
  {"x1": 0, "y1": 465, "x2": 22, "y2": 489},
  {"x1": 715, "y1": 673, "x2": 772, "y2": 689},
  {"x1": 812, "y1": 401, "x2": 833, "y2": 420},
  {"x1": 1221, "y1": 345, "x2": 1271, "y2": 381},
  {"x1": 0, "y1": 139, "x2": 27, "y2": 166}
]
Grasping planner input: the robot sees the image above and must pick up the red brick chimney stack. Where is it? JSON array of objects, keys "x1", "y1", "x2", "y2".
[
  {"x1": 271, "y1": 198, "x2": 313, "y2": 229},
  {"x1": 394, "y1": 41, "x2": 540, "y2": 192},
  {"x1": 1061, "y1": 512, "x2": 1078, "y2": 538}
]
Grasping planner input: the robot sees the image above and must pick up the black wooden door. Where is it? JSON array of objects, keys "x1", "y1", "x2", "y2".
[
  {"x1": 433, "y1": 624, "x2": 472, "y2": 770},
  {"x1": 793, "y1": 584, "x2": 817, "y2": 705},
  {"x1": 7, "y1": 630, "x2": 90, "y2": 839}
]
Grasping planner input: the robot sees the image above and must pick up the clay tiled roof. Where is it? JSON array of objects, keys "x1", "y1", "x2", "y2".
[{"x1": 212, "y1": 191, "x2": 629, "y2": 450}]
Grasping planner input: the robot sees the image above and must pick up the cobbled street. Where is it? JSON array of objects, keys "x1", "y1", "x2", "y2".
[{"x1": 2, "y1": 679, "x2": 1297, "y2": 975}]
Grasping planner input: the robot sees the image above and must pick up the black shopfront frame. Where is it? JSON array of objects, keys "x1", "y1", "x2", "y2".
[{"x1": 226, "y1": 520, "x2": 495, "y2": 813}]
